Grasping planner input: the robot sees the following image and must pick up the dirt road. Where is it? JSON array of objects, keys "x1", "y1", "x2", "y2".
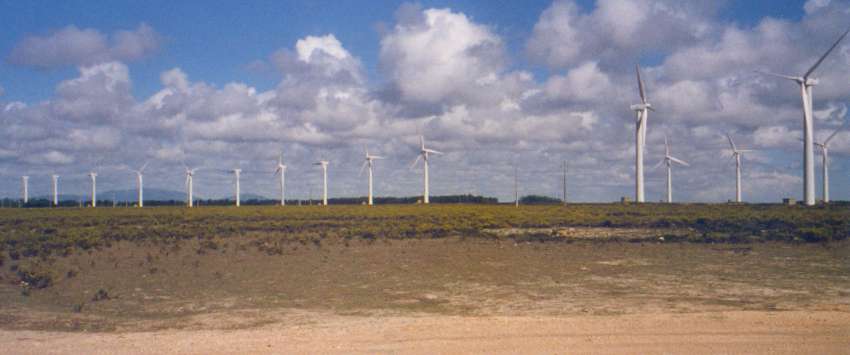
[{"x1": 3, "y1": 310, "x2": 849, "y2": 354}]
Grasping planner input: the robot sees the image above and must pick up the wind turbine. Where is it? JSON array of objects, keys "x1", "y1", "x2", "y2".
[
  {"x1": 129, "y1": 162, "x2": 149, "y2": 207},
  {"x1": 653, "y1": 135, "x2": 689, "y2": 203},
  {"x1": 51, "y1": 174, "x2": 59, "y2": 207},
  {"x1": 313, "y1": 159, "x2": 329, "y2": 206},
  {"x1": 629, "y1": 64, "x2": 654, "y2": 203},
  {"x1": 359, "y1": 147, "x2": 384, "y2": 206},
  {"x1": 410, "y1": 135, "x2": 443, "y2": 204},
  {"x1": 815, "y1": 122, "x2": 846, "y2": 203},
  {"x1": 274, "y1": 152, "x2": 286, "y2": 206},
  {"x1": 88, "y1": 171, "x2": 98, "y2": 207},
  {"x1": 756, "y1": 28, "x2": 849, "y2": 206},
  {"x1": 21, "y1": 176, "x2": 29, "y2": 204},
  {"x1": 232, "y1": 168, "x2": 242, "y2": 207},
  {"x1": 727, "y1": 134, "x2": 752, "y2": 203},
  {"x1": 183, "y1": 164, "x2": 199, "y2": 208}
]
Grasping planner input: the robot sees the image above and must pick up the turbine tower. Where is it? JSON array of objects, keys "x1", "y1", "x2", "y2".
[
  {"x1": 410, "y1": 135, "x2": 443, "y2": 204},
  {"x1": 130, "y1": 162, "x2": 149, "y2": 207},
  {"x1": 51, "y1": 174, "x2": 59, "y2": 207},
  {"x1": 232, "y1": 168, "x2": 241, "y2": 207},
  {"x1": 815, "y1": 122, "x2": 846, "y2": 203},
  {"x1": 21, "y1": 176, "x2": 29, "y2": 204},
  {"x1": 274, "y1": 152, "x2": 287, "y2": 206},
  {"x1": 629, "y1": 65, "x2": 653, "y2": 203},
  {"x1": 88, "y1": 171, "x2": 98, "y2": 207},
  {"x1": 727, "y1": 134, "x2": 752, "y2": 203},
  {"x1": 653, "y1": 135, "x2": 689, "y2": 203},
  {"x1": 314, "y1": 160, "x2": 329, "y2": 206},
  {"x1": 359, "y1": 147, "x2": 384, "y2": 206},
  {"x1": 757, "y1": 28, "x2": 849, "y2": 206},
  {"x1": 184, "y1": 165, "x2": 198, "y2": 208}
]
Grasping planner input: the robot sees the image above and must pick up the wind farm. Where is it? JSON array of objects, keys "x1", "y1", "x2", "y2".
[{"x1": 1, "y1": 1, "x2": 850, "y2": 353}]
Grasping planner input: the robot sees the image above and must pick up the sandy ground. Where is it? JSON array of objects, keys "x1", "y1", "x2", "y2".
[{"x1": 2, "y1": 310, "x2": 849, "y2": 354}]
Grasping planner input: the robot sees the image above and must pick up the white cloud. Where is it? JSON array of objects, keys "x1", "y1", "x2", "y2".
[
  {"x1": 52, "y1": 62, "x2": 134, "y2": 123},
  {"x1": 7, "y1": 24, "x2": 160, "y2": 69},
  {"x1": 379, "y1": 8, "x2": 505, "y2": 105},
  {"x1": 526, "y1": 0, "x2": 714, "y2": 69},
  {"x1": 544, "y1": 61, "x2": 614, "y2": 102},
  {"x1": 42, "y1": 151, "x2": 74, "y2": 165}
]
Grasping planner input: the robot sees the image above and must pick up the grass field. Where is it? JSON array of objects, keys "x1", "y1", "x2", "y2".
[
  {"x1": 2, "y1": 203, "x2": 849, "y2": 260},
  {"x1": 0, "y1": 204, "x2": 849, "y2": 352}
]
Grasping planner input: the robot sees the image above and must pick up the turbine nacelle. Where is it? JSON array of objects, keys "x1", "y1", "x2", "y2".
[{"x1": 630, "y1": 103, "x2": 653, "y2": 112}]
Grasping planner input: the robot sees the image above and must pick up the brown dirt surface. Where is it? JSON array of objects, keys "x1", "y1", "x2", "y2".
[
  {"x1": 2, "y1": 311, "x2": 849, "y2": 354},
  {"x1": 2, "y1": 225, "x2": 849, "y2": 353}
]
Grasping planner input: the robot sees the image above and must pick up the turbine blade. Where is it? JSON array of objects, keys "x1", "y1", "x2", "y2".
[
  {"x1": 824, "y1": 121, "x2": 846, "y2": 145},
  {"x1": 669, "y1": 156, "x2": 689, "y2": 166},
  {"x1": 805, "y1": 27, "x2": 850, "y2": 79},
  {"x1": 754, "y1": 70, "x2": 798, "y2": 81},
  {"x1": 653, "y1": 159, "x2": 665, "y2": 170},
  {"x1": 664, "y1": 135, "x2": 669, "y2": 156},
  {"x1": 358, "y1": 161, "x2": 367, "y2": 177},
  {"x1": 726, "y1": 134, "x2": 737, "y2": 151},
  {"x1": 420, "y1": 135, "x2": 425, "y2": 150},
  {"x1": 426, "y1": 149, "x2": 443, "y2": 155},
  {"x1": 139, "y1": 161, "x2": 149, "y2": 172},
  {"x1": 410, "y1": 154, "x2": 422, "y2": 170},
  {"x1": 636, "y1": 64, "x2": 647, "y2": 104}
]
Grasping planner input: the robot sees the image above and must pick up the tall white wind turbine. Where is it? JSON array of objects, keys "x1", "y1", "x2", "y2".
[
  {"x1": 313, "y1": 160, "x2": 329, "y2": 206},
  {"x1": 726, "y1": 134, "x2": 752, "y2": 203},
  {"x1": 274, "y1": 152, "x2": 287, "y2": 206},
  {"x1": 129, "y1": 162, "x2": 149, "y2": 207},
  {"x1": 88, "y1": 171, "x2": 98, "y2": 207},
  {"x1": 184, "y1": 164, "x2": 198, "y2": 208},
  {"x1": 815, "y1": 122, "x2": 846, "y2": 203},
  {"x1": 757, "y1": 28, "x2": 850, "y2": 206},
  {"x1": 410, "y1": 135, "x2": 443, "y2": 204},
  {"x1": 21, "y1": 176, "x2": 29, "y2": 204},
  {"x1": 51, "y1": 174, "x2": 59, "y2": 207},
  {"x1": 653, "y1": 135, "x2": 689, "y2": 203},
  {"x1": 629, "y1": 65, "x2": 654, "y2": 203},
  {"x1": 232, "y1": 168, "x2": 242, "y2": 207},
  {"x1": 360, "y1": 147, "x2": 384, "y2": 206}
]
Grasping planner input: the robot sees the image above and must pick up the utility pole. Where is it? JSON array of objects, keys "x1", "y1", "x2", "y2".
[{"x1": 563, "y1": 160, "x2": 567, "y2": 205}]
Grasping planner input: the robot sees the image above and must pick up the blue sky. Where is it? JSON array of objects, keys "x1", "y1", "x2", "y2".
[{"x1": 2, "y1": 0, "x2": 849, "y2": 204}]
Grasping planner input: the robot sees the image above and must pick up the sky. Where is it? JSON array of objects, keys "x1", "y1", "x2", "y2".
[{"x1": 1, "y1": 0, "x2": 849, "y2": 203}]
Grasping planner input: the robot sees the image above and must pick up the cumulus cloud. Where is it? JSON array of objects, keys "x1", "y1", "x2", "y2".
[
  {"x1": 7, "y1": 23, "x2": 160, "y2": 69},
  {"x1": 526, "y1": 0, "x2": 715, "y2": 70},
  {"x1": 379, "y1": 7, "x2": 505, "y2": 106},
  {"x1": 52, "y1": 62, "x2": 134, "y2": 123}
]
